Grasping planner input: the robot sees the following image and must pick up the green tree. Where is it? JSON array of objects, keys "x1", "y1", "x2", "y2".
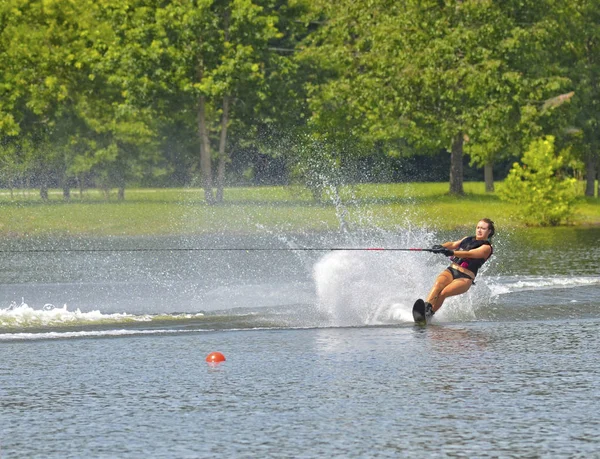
[
  {"x1": 499, "y1": 136, "x2": 578, "y2": 226},
  {"x1": 99, "y1": 0, "x2": 308, "y2": 203},
  {"x1": 0, "y1": 0, "x2": 163, "y2": 200},
  {"x1": 555, "y1": 0, "x2": 600, "y2": 198},
  {"x1": 73, "y1": 0, "x2": 165, "y2": 199},
  {"x1": 0, "y1": 0, "x2": 92, "y2": 198},
  {"x1": 301, "y1": 0, "x2": 572, "y2": 194},
  {"x1": 0, "y1": 139, "x2": 29, "y2": 197}
]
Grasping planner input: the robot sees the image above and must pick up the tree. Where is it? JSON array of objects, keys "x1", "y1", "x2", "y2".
[
  {"x1": 554, "y1": 0, "x2": 600, "y2": 198},
  {"x1": 0, "y1": 1, "x2": 21, "y2": 138},
  {"x1": 0, "y1": 139, "x2": 29, "y2": 197},
  {"x1": 301, "y1": 0, "x2": 572, "y2": 194},
  {"x1": 0, "y1": 0, "x2": 93, "y2": 198},
  {"x1": 0, "y1": 0, "x2": 160, "y2": 199},
  {"x1": 101, "y1": 0, "x2": 309, "y2": 203},
  {"x1": 498, "y1": 136, "x2": 578, "y2": 226}
]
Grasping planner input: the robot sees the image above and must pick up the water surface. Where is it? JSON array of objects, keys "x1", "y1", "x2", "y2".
[{"x1": 1, "y1": 227, "x2": 599, "y2": 457}]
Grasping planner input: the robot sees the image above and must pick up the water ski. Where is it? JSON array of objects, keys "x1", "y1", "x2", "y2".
[{"x1": 412, "y1": 299, "x2": 429, "y2": 325}]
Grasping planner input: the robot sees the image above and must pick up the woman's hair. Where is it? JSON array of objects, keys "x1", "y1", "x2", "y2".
[{"x1": 481, "y1": 218, "x2": 495, "y2": 239}]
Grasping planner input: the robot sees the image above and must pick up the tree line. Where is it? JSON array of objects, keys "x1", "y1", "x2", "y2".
[{"x1": 1, "y1": 0, "x2": 598, "y2": 202}]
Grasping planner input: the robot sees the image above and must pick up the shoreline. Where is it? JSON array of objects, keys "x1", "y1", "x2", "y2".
[{"x1": 1, "y1": 183, "x2": 598, "y2": 236}]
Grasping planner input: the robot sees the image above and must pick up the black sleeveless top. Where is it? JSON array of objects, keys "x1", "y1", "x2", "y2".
[{"x1": 450, "y1": 236, "x2": 493, "y2": 277}]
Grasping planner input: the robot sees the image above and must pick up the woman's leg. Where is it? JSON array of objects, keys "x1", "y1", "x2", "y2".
[
  {"x1": 426, "y1": 270, "x2": 453, "y2": 311},
  {"x1": 429, "y1": 278, "x2": 472, "y2": 312}
]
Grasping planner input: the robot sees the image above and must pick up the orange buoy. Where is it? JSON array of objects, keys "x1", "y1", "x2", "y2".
[{"x1": 206, "y1": 352, "x2": 226, "y2": 364}]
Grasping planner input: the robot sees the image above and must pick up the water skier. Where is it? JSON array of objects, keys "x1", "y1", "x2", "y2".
[{"x1": 417, "y1": 218, "x2": 495, "y2": 321}]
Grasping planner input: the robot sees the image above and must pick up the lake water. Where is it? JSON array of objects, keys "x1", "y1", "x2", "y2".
[{"x1": 1, "y1": 227, "x2": 599, "y2": 457}]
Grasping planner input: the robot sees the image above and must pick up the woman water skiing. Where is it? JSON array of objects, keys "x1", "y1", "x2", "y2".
[{"x1": 414, "y1": 218, "x2": 495, "y2": 322}]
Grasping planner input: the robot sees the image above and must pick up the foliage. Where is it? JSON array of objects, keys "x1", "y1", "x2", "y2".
[
  {"x1": 1, "y1": 0, "x2": 599, "y2": 200},
  {"x1": 498, "y1": 136, "x2": 578, "y2": 226},
  {"x1": 299, "y1": 0, "x2": 574, "y2": 195},
  {"x1": 551, "y1": 0, "x2": 600, "y2": 196},
  {"x1": 0, "y1": 0, "x2": 311, "y2": 198},
  {"x1": 92, "y1": 0, "x2": 311, "y2": 201}
]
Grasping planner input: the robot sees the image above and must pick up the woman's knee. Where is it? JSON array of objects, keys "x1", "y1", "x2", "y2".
[
  {"x1": 433, "y1": 281, "x2": 448, "y2": 291},
  {"x1": 433, "y1": 277, "x2": 452, "y2": 291}
]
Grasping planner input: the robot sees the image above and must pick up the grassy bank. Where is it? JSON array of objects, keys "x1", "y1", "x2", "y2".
[{"x1": 0, "y1": 182, "x2": 598, "y2": 236}]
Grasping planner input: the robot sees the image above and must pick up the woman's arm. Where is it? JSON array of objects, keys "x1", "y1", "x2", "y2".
[
  {"x1": 453, "y1": 244, "x2": 492, "y2": 260},
  {"x1": 442, "y1": 238, "x2": 466, "y2": 251}
]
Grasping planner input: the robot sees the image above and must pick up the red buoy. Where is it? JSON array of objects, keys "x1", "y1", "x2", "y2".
[{"x1": 206, "y1": 352, "x2": 226, "y2": 364}]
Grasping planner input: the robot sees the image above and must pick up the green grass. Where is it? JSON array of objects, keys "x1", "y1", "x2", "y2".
[{"x1": 0, "y1": 182, "x2": 598, "y2": 236}]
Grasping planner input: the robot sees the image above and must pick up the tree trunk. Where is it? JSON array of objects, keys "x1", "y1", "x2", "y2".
[
  {"x1": 77, "y1": 174, "x2": 84, "y2": 199},
  {"x1": 196, "y1": 59, "x2": 214, "y2": 204},
  {"x1": 585, "y1": 152, "x2": 597, "y2": 197},
  {"x1": 63, "y1": 183, "x2": 71, "y2": 201},
  {"x1": 197, "y1": 94, "x2": 214, "y2": 204},
  {"x1": 102, "y1": 185, "x2": 110, "y2": 200},
  {"x1": 40, "y1": 179, "x2": 49, "y2": 201},
  {"x1": 449, "y1": 133, "x2": 464, "y2": 195},
  {"x1": 61, "y1": 172, "x2": 71, "y2": 201},
  {"x1": 215, "y1": 8, "x2": 230, "y2": 204},
  {"x1": 484, "y1": 162, "x2": 494, "y2": 192},
  {"x1": 216, "y1": 96, "x2": 230, "y2": 203}
]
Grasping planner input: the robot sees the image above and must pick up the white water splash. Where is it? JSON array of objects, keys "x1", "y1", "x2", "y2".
[
  {"x1": 0, "y1": 301, "x2": 141, "y2": 328},
  {"x1": 0, "y1": 300, "x2": 204, "y2": 329},
  {"x1": 489, "y1": 275, "x2": 600, "y2": 294},
  {"x1": 312, "y1": 244, "x2": 444, "y2": 326},
  {"x1": 310, "y1": 226, "x2": 508, "y2": 326},
  {"x1": 0, "y1": 328, "x2": 202, "y2": 341}
]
